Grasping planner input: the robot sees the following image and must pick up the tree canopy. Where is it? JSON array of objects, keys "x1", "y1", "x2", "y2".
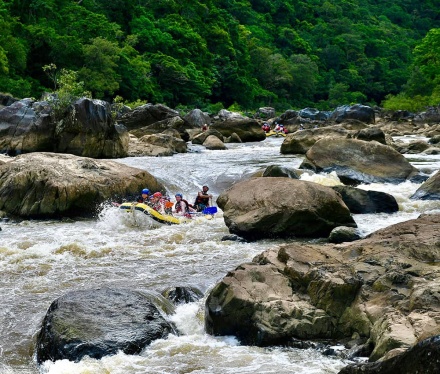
[{"x1": 1, "y1": 0, "x2": 439, "y2": 112}]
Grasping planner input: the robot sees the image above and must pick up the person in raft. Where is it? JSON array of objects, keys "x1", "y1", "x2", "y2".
[
  {"x1": 193, "y1": 185, "x2": 212, "y2": 212},
  {"x1": 275, "y1": 122, "x2": 287, "y2": 134},
  {"x1": 151, "y1": 192, "x2": 166, "y2": 214},
  {"x1": 262, "y1": 123, "x2": 271, "y2": 133},
  {"x1": 136, "y1": 188, "x2": 151, "y2": 204},
  {"x1": 173, "y1": 193, "x2": 196, "y2": 218}
]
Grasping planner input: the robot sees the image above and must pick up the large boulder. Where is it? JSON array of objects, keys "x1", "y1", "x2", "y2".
[
  {"x1": 0, "y1": 98, "x2": 55, "y2": 155},
  {"x1": 414, "y1": 105, "x2": 440, "y2": 124},
  {"x1": 300, "y1": 138, "x2": 419, "y2": 185},
  {"x1": 55, "y1": 98, "x2": 129, "y2": 158},
  {"x1": 205, "y1": 214, "x2": 440, "y2": 360},
  {"x1": 255, "y1": 107, "x2": 276, "y2": 119},
  {"x1": 183, "y1": 108, "x2": 211, "y2": 127},
  {"x1": 332, "y1": 185, "x2": 399, "y2": 214},
  {"x1": 280, "y1": 126, "x2": 350, "y2": 154},
  {"x1": 279, "y1": 109, "x2": 300, "y2": 125},
  {"x1": 216, "y1": 177, "x2": 356, "y2": 241},
  {"x1": 211, "y1": 118, "x2": 265, "y2": 142},
  {"x1": 137, "y1": 133, "x2": 187, "y2": 155},
  {"x1": 298, "y1": 108, "x2": 331, "y2": 121},
  {"x1": 330, "y1": 104, "x2": 375, "y2": 124},
  {"x1": 411, "y1": 170, "x2": 440, "y2": 200},
  {"x1": 0, "y1": 152, "x2": 164, "y2": 218},
  {"x1": 118, "y1": 103, "x2": 179, "y2": 130},
  {"x1": 0, "y1": 98, "x2": 129, "y2": 158},
  {"x1": 36, "y1": 288, "x2": 175, "y2": 363}
]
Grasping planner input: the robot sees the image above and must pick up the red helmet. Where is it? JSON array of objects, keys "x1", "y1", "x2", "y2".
[{"x1": 153, "y1": 192, "x2": 162, "y2": 198}]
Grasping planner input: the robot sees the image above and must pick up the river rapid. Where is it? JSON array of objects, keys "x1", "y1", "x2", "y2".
[{"x1": 1, "y1": 136, "x2": 440, "y2": 374}]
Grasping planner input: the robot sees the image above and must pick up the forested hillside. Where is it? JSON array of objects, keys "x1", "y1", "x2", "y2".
[{"x1": 1, "y1": 0, "x2": 439, "y2": 112}]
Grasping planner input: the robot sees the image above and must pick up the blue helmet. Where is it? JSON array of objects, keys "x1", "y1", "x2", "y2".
[
  {"x1": 175, "y1": 193, "x2": 183, "y2": 198},
  {"x1": 142, "y1": 188, "x2": 150, "y2": 195}
]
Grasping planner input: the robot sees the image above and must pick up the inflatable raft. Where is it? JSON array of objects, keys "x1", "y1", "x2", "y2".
[
  {"x1": 118, "y1": 202, "x2": 217, "y2": 225},
  {"x1": 265, "y1": 130, "x2": 287, "y2": 137}
]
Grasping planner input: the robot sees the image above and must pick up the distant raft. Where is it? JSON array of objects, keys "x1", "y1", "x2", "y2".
[
  {"x1": 118, "y1": 202, "x2": 217, "y2": 225},
  {"x1": 265, "y1": 130, "x2": 287, "y2": 137}
]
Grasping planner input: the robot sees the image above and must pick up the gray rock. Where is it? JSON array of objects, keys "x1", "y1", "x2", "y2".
[
  {"x1": 332, "y1": 185, "x2": 399, "y2": 214},
  {"x1": 411, "y1": 170, "x2": 440, "y2": 200},
  {"x1": 183, "y1": 109, "x2": 210, "y2": 128},
  {"x1": 262, "y1": 165, "x2": 300, "y2": 179},
  {"x1": 300, "y1": 138, "x2": 419, "y2": 185},
  {"x1": 328, "y1": 226, "x2": 361, "y2": 243},
  {"x1": 0, "y1": 98, "x2": 129, "y2": 158},
  {"x1": 330, "y1": 104, "x2": 375, "y2": 124},
  {"x1": 55, "y1": 98, "x2": 129, "y2": 158},
  {"x1": 203, "y1": 135, "x2": 227, "y2": 150},
  {"x1": 217, "y1": 177, "x2": 356, "y2": 240},
  {"x1": 281, "y1": 125, "x2": 350, "y2": 154},
  {"x1": 211, "y1": 118, "x2": 265, "y2": 142},
  {"x1": 352, "y1": 127, "x2": 386, "y2": 144},
  {"x1": 36, "y1": 288, "x2": 175, "y2": 363},
  {"x1": 119, "y1": 103, "x2": 179, "y2": 130},
  {"x1": 162, "y1": 286, "x2": 204, "y2": 305}
]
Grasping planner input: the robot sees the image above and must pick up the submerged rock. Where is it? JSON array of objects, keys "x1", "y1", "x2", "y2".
[{"x1": 162, "y1": 286, "x2": 204, "y2": 305}]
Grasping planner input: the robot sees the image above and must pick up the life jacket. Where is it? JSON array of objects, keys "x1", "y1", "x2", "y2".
[
  {"x1": 175, "y1": 199, "x2": 190, "y2": 213},
  {"x1": 175, "y1": 199, "x2": 192, "y2": 218},
  {"x1": 152, "y1": 198, "x2": 165, "y2": 212}
]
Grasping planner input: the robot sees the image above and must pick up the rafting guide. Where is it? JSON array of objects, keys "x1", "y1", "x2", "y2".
[{"x1": 193, "y1": 185, "x2": 212, "y2": 212}]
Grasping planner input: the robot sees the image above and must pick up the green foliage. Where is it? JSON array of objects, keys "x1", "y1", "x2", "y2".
[
  {"x1": 44, "y1": 66, "x2": 91, "y2": 118},
  {"x1": 124, "y1": 98, "x2": 149, "y2": 109},
  {"x1": 3, "y1": 0, "x2": 440, "y2": 110},
  {"x1": 382, "y1": 93, "x2": 430, "y2": 112},
  {"x1": 79, "y1": 37, "x2": 121, "y2": 99}
]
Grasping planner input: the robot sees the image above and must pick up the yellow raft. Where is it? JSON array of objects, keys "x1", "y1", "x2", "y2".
[
  {"x1": 266, "y1": 130, "x2": 287, "y2": 137},
  {"x1": 118, "y1": 202, "x2": 215, "y2": 225}
]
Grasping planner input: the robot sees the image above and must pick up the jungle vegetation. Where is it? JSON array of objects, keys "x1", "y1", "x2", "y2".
[{"x1": 1, "y1": 0, "x2": 439, "y2": 113}]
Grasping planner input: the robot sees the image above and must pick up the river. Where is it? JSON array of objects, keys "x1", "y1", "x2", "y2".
[{"x1": 1, "y1": 136, "x2": 440, "y2": 374}]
